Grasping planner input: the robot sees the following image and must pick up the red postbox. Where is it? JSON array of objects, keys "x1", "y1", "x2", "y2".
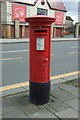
[{"x1": 25, "y1": 15, "x2": 55, "y2": 104}]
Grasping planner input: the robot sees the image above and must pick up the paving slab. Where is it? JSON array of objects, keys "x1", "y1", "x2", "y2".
[
  {"x1": 63, "y1": 75, "x2": 78, "y2": 81},
  {"x1": 22, "y1": 86, "x2": 29, "y2": 91},
  {"x1": 55, "y1": 108, "x2": 78, "y2": 118},
  {"x1": 2, "y1": 109, "x2": 28, "y2": 118},
  {"x1": 2, "y1": 96, "x2": 19, "y2": 114},
  {"x1": 1, "y1": 87, "x2": 26, "y2": 98},
  {"x1": 49, "y1": 96, "x2": 69, "y2": 112},
  {"x1": 1, "y1": 91, "x2": 10, "y2": 98},
  {"x1": 64, "y1": 98, "x2": 78, "y2": 111},
  {"x1": 7, "y1": 87, "x2": 26, "y2": 95},
  {"x1": 17, "y1": 99, "x2": 40, "y2": 115},
  {"x1": 51, "y1": 88, "x2": 76, "y2": 102},
  {"x1": 21, "y1": 104, "x2": 40, "y2": 115},
  {"x1": 68, "y1": 79, "x2": 78, "y2": 87},
  {"x1": 43, "y1": 104, "x2": 57, "y2": 113},
  {"x1": 9, "y1": 92, "x2": 40, "y2": 115},
  {"x1": 37, "y1": 101, "x2": 57, "y2": 113},
  {"x1": 51, "y1": 78, "x2": 67, "y2": 85},
  {"x1": 27, "y1": 109, "x2": 57, "y2": 118},
  {"x1": 9, "y1": 92, "x2": 30, "y2": 105},
  {"x1": 51, "y1": 84, "x2": 62, "y2": 93},
  {"x1": 58, "y1": 84, "x2": 78, "y2": 97}
]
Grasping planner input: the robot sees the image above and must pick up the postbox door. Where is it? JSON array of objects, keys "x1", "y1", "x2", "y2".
[{"x1": 30, "y1": 31, "x2": 51, "y2": 83}]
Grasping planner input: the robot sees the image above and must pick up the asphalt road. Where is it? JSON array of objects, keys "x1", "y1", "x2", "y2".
[{"x1": 1, "y1": 41, "x2": 79, "y2": 86}]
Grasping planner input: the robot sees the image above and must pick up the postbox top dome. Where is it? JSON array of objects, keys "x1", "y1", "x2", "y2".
[{"x1": 25, "y1": 15, "x2": 55, "y2": 26}]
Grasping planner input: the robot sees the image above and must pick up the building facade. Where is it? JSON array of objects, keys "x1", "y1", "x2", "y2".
[
  {"x1": 65, "y1": 16, "x2": 74, "y2": 29},
  {"x1": 1, "y1": 0, "x2": 67, "y2": 38}
]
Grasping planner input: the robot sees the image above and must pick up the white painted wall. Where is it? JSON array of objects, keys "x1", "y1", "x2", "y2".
[
  {"x1": 30, "y1": 0, "x2": 55, "y2": 17},
  {"x1": 1, "y1": 2, "x2": 7, "y2": 24},
  {"x1": 26, "y1": 5, "x2": 30, "y2": 17},
  {"x1": 7, "y1": 2, "x2": 12, "y2": 24}
]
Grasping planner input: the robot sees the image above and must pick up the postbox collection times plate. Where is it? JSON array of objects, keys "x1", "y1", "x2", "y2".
[{"x1": 36, "y1": 38, "x2": 45, "y2": 50}]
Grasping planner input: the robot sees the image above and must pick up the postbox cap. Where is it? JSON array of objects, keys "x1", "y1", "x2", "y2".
[{"x1": 25, "y1": 15, "x2": 55, "y2": 26}]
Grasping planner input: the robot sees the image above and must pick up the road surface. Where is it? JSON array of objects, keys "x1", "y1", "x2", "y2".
[{"x1": 1, "y1": 40, "x2": 79, "y2": 86}]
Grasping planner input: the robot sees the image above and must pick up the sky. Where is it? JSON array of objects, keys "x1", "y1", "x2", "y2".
[
  {"x1": 63, "y1": 0, "x2": 79, "y2": 24},
  {"x1": 12, "y1": 0, "x2": 79, "y2": 23}
]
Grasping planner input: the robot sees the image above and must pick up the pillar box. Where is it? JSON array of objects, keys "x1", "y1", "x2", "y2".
[{"x1": 25, "y1": 15, "x2": 55, "y2": 105}]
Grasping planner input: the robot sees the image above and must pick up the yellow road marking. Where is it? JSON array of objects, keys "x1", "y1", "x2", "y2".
[
  {"x1": 0, "y1": 57, "x2": 23, "y2": 61},
  {"x1": 50, "y1": 71, "x2": 79, "y2": 80},
  {"x1": 0, "y1": 71, "x2": 79, "y2": 92},
  {"x1": 0, "y1": 82, "x2": 29, "y2": 92}
]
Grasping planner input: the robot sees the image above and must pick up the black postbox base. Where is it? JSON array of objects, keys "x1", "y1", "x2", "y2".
[{"x1": 29, "y1": 80, "x2": 50, "y2": 105}]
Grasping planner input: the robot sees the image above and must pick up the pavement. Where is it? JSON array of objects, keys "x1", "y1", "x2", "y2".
[
  {"x1": 0, "y1": 75, "x2": 79, "y2": 119},
  {"x1": 0, "y1": 37, "x2": 79, "y2": 44}
]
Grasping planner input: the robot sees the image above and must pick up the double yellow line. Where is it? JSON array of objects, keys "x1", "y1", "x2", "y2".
[{"x1": 0, "y1": 71, "x2": 79, "y2": 92}]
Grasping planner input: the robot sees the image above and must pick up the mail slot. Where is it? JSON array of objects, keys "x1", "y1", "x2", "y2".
[
  {"x1": 34, "y1": 30, "x2": 47, "y2": 33},
  {"x1": 25, "y1": 15, "x2": 55, "y2": 105}
]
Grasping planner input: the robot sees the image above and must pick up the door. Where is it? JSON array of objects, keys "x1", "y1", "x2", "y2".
[{"x1": 56, "y1": 28, "x2": 63, "y2": 37}]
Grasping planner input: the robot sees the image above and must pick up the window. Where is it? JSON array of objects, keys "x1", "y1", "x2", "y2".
[{"x1": 37, "y1": 8, "x2": 48, "y2": 15}]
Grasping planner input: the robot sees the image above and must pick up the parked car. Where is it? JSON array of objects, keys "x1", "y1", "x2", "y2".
[{"x1": 64, "y1": 31, "x2": 69, "y2": 35}]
